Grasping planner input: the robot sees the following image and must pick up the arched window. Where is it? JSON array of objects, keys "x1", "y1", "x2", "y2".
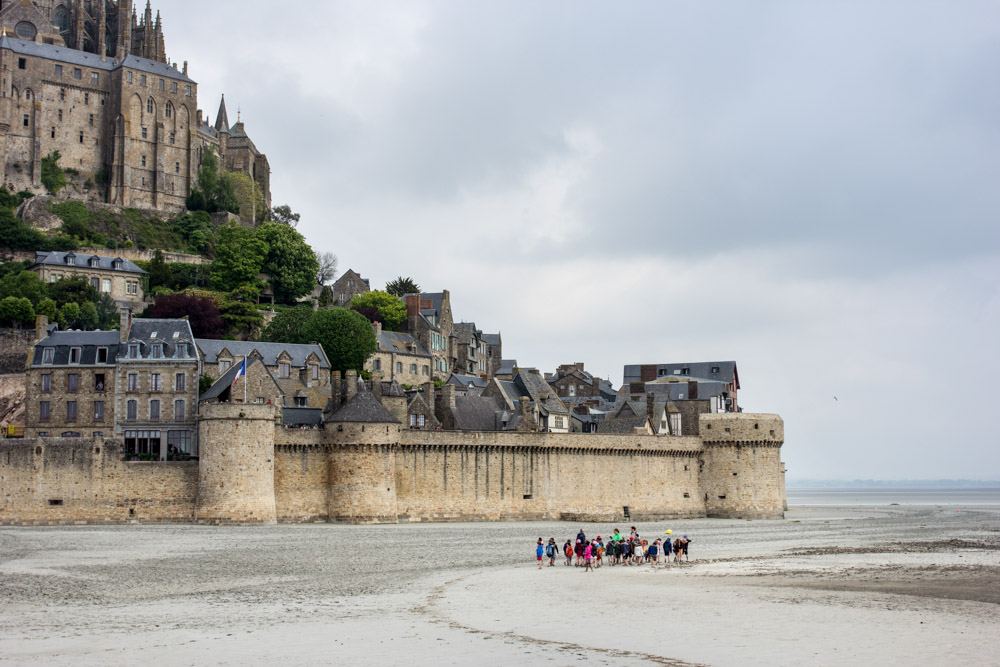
[
  {"x1": 53, "y1": 6, "x2": 70, "y2": 33},
  {"x1": 15, "y1": 21, "x2": 37, "y2": 40},
  {"x1": 147, "y1": 97, "x2": 154, "y2": 114},
  {"x1": 165, "y1": 102, "x2": 172, "y2": 118}
]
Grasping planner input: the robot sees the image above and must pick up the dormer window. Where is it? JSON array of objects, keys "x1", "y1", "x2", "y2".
[
  {"x1": 175, "y1": 343, "x2": 188, "y2": 358},
  {"x1": 128, "y1": 343, "x2": 140, "y2": 358},
  {"x1": 150, "y1": 343, "x2": 164, "y2": 359},
  {"x1": 278, "y1": 362, "x2": 290, "y2": 379},
  {"x1": 711, "y1": 366, "x2": 720, "y2": 374},
  {"x1": 68, "y1": 347, "x2": 81, "y2": 364},
  {"x1": 112, "y1": 259, "x2": 124, "y2": 270},
  {"x1": 89, "y1": 256, "x2": 100, "y2": 268},
  {"x1": 41, "y1": 347, "x2": 54, "y2": 364},
  {"x1": 64, "y1": 253, "x2": 76, "y2": 266}
]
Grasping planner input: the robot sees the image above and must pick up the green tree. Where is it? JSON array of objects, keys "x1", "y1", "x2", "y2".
[
  {"x1": 385, "y1": 276, "x2": 420, "y2": 297},
  {"x1": 318, "y1": 285, "x2": 334, "y2": 307},
  {"x1": 300, "y1": 308, "x2": 376, "y2": 373},
  {"x1": 349, "y1": 290, "x2": 406, "y2": 330},
  {"x1": 219, "y1": 298, "x2": 263, "y2": 339},
  {"x1": 225, "y1": 171, "x2": 266, "y2": 224},
  {"x1": 0, "y1": 207, "x2": 47, "y2": 250},
  {"x1": 36, "y1": 297, "x2": 57, "y2": 320},
  {"x1": 95, "y1": 294, "x2": 118, "y2": 329},
  {"x1": 78, "y1": 301, "x2": 98, "y2": 330},
  {"x1": 58, "y1": 301, "x2": 80, "y2": 329},
  {"x1": 186, "y1": 149, "x2": 238, "y2": 214},
  {"x1": 255, "y1": 222, "x2": 319, "y2": 304},
  {"x1": 47, "y1": 276, "x2": 97, "y2": 308},
  {"x1": 0, "y1": 269, "x2": 48, "y2": 306},
  {"x1": 260, "y1": 306, "x2": 313, "y2": 344},
  {"x1": 147, "y1": 250, "x2": 170, "y2": 291},
  {"x1": 0, "y1": 296, "x2": 34, "y2": 327},
  {"x1": 269, "y1": 204, "x2": 300, "y2": 226},
  {"x1": 172, "y1": 211, "x2": 215, "y2": 254},
  {"x1": 210, "y1": 222, "x2": 267, "y2": 291},
  {"x1": 40, "y1": 151, "x2": 67, "y2": 195}
]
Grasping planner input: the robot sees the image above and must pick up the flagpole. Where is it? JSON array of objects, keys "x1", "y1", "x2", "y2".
[{"x1": 243, "y1": 354, "x2": 248, "y2": 404}]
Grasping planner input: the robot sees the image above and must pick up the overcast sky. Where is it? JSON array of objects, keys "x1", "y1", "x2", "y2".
[{"x1": 158, "y1": 1, "x2": 999, "y2": 480}]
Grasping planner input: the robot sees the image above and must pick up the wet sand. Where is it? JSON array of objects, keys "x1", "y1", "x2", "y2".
[{"x1": 1, "y1": 504, "x2": 998, "y2": 665}]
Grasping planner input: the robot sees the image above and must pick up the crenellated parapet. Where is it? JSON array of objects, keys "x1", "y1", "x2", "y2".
[{"x1": 699, "y1": 413, "x2": 785, "y2": 519}]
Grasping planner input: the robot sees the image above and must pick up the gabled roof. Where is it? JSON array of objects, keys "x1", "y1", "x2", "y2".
[
  {"x1": 515, "y1": 368, "x2": 569, "y2": 415},
  {"x1": 199, "y1": 356, "x2": 254, "y2": 402},
  {"x1": 196, "y1": 339, "x2": 330, "y2": 369},
  {"x1": 377, "y1": 330, "x2": 429, "y2": 356},
  {"x1": 449, "y1": 395, "x2": 505, "y2": 431},
  {"x1": 597, "y1": 415, "x2": 653, "y2": 435},
  {"x1": 328, "y1": 391, "x2": 398, "y2": 423},
  {"x1": 33, "y1": 251, "x2": 145, "y2": 274},
  {"x1": 481, "y1": 333, "x2": 501, "y2": 346},
  {"x1": 448, "y1": 373, "x2": 488, "y2": 389},
  {"x1": 497, "y1": 359, "x2": 517, "y2": 375}
]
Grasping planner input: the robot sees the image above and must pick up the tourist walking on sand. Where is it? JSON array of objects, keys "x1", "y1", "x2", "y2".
[
  {"x1": 663, "y1": 530, "x2": 673, "y2": 564},
  {"x1": 648, "y1": 538, "x2": 659, "y2": 565},
  {"x1": 546, "y1": 538, "x2": 557, "y2": 567},
  {"x1": 563, "y1": 540, "x2": 574, "y2": 566},
  {"x1": 680, "y1": 535, "x2": 692, "y2": 561},
  {"x1": 583, "y1": 541, "x2": 594, "y2": 571},
  {"x1": 536, "y1": 538, "x2": 545, "y2": 569},
  {"x1": 575, "y1": 538, "x2": 585, "y2": 566}
]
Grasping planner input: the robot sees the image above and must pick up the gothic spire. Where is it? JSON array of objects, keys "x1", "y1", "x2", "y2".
[{"x1": 215, "y1": 94, "x2": 230, "y2": 133}]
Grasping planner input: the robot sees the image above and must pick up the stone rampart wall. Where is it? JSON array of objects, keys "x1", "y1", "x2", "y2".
[{"x1": 0, "y1": 438, "x2": 197, "y2": 524}]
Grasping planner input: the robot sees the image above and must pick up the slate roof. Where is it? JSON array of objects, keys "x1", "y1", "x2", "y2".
[
  {"x1": 196, "y1": 339, "x2": 330, "y2": 368},
  {"x1": 377, "y1": 330, "x2": 430, "y2": 356},
  {"x1": 481, "y1": 333, "x2": 501, "y2": 346},
  {"x1": 643, "y1": 380, "x2": 729, "y2": 401},
  {"x1": 497, "y1": 359, "x2": 517, "y2": 376},
  {"x1": 33, "y1": 251, "x2": 145, "y2": 274},
  {"x1": 597, "y1": 415, "x2": 651, "y2": 434},
  {"x1": 31, "y1": 329, "x2": 120, "y2": 366},
  {"x1": 282, "y1": 407, "x2": 323, "y2": 427},
  {"x1": 515, "y1": 369, "x2": 569, "y2": 415},
  {"x1": 623, "y1": 361, "x2": 739, "y2": 388},
  {"x1": 328, "y1": 391, "x2": 399, "y2": 423},
  {"x1": 450, "y1": 395, "x2": 505, "y2": 431},
  {"x1": 448, "y1": 373, "x2": 488, "y2": 389},
  {"x1": 199, "y1": 357, "x2": 253, "y2": 402},
  {"x1": 0, "y1": 37, "x2": 194, "y2": 82}
]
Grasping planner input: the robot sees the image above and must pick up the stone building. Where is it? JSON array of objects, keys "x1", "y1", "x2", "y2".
[
  {"x1": 365, "y1": 321, "x2": 432, "y2": 387},
  {"x1": 0, "y1": 0, "x2": 270, "y2": 212},
  {"x1": 404, "y1": 291, "x2": 455, "y2": 380},
  {"x1": 196, "y1": 339, "x2": 331, "y2": 410},
  {"x1": 330, "y1": 269, "x2": 369, "y2": 306},
  {"x1": 453, "y1": 322, "x2": 490, "y2": 376},
  {"x1": 623, "y1": 361, "x2": 740, "y2": 412},
  {"x1": 547, "y1": 362, "x2": 616, "y2": 402},
  {"x1": 483, "y1": 367, "x2": 571, "y2": 433},
  {"x1": 30, "y1": 249, "x2": 144, "y2": 309},
  {"x1": 23, "y1": 311, "x2": 200, "y2": 459}
]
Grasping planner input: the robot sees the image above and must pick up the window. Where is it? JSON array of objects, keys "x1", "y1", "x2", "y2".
[
  {"x1": 125, "y1": 430, "x2": 161, "y2": 458},
  {"x1": 669, "y1": 414, "x2": 682, "y2": 435},
  {"x1": 68, "y1": 347, "x2": 81, "y2": 364},
  {"x1": 410, "y1": 363, "x2": 417, "y2": 374},
  {"x1": 126, "y1": 282, "x2": 138, "y2": 295},
  {"x1": 167, "y1": 430, "x2": 191, "y2": 456},
  {"x1": 174, "y1": 399, "x2": 185, "y2": 420},
  {"x1": 41, "y1": 348, "x2": 54, "y2": 364},
  {"x1": 67, "y1": 373, "x2": 79, "y2": 393},
  {"x1": 127, "y1": 372, "x2": 138, "y2": 391},
  {"x1": 171, "y1": 81, "x2": 178, "y2": 93},
  {"x1": 36, "y1": 374, "x2": 52, "y2": 395},
  {"x1": 96, "y1": 348, "x2": 108, "y2": 364},
  {"x1": 101, "y1": 278, "x2": 111, "y2": 293},
  {"x1": 175, "y1": 343, "x2": 188, "y2": 358},
  {"x1": 422, "y1": 365, "x2": 429, "y2": 376},
  {"x1": 149, "y1": 399, "x2": 160, "y2": 420},
  {"x1": 409, "y1": 414, "x2": 416, "y2": 427},
  {"x1": 91, "y1": 72, "x2": 99, "y2": 85},
  {"x1": 175, "y1": 161, "x2": 180, "y2": 174},
  {"x1": 165, "y1": 101, "x2": 172, "y2": 117},
  {"x1": 88, "y1": 113, "x2": 94, "y2": 127},
  {"x1": 159, "y1": 78, "x2": 165, "y2": 91},
  {"x1": 220, "y1": 360, "x2": 232, "y2": 372},
  {"x1": 84, "y1": 92, "x2": 90, "y2": 105},
  {"x1": 169, "y1": 131, "x2": 175, "y2": 144},
  {"x1": 39, "y1": 401, "x2": 51, "y2": 421},
  {"x1": 66, "y1": 400, "x2": 77, "y2": 421},
  {"x1": 73, "y1": 68, "x2": 82, "y2": 80},
  {"x1": 184, "y1": 84, "x2": 192, "y2": 96},
  {"x1": 126, "y1": 400, "x2": 137, "y2": 421},
  {"x1": 127, "y1": 71, "x2": 133, "y2": 84},
  {"x1": 147, "y1": 98, "x2": 153, "y2": 114},
  {"x1": 278, "y1": 362, "x2": 290, "y2": 378},
  {"x1": 17, "y1": 57, "x2": 26, "y2": 70},
  {"x1": 150, "y1": 372, "x2": 161, "y2": 391},
  {"x1": 58, "y1": 109, "x2": 63, "y2": 121},
  {"x1": 50, "y1": 127, "x2": 55, "y2": 138},
  {"x1": 568, "y1": 384, "x2": 576, "y2": 397},
  {"x1": 395, "y1": 362, "x2": 403, "y2": 374},
  {"x1": 373, "y1": 359, "x2": 381, "y2": 371},
  {"x1": 140, "y1": 74, "x2": 147, "y2": 87},
  {"x1": 711, "y1": 366, "x2": 720, "y2": 374},
  {"x1": 310, "y1": 364, "x2": 319, "y2": 380},
  {"x1": 150, "y1": 344, "x2": 163, "y2": 359},
  {"x1": 22, "y1": 114, "x2": 29, "y2": 128},
  {"x1": 112, "y1": 258, "x2": 123, "y2": 270},
  {"x1": 294, "y1": 396, "x2": 307, "y2": 407},
  {"x1": 55, "y1": 64, "x2": 63, "y2": 77},
  {"x1": 94, "y1": 372, "x2": 105, "y2": 390},
  {"x1": 128, "y1": 343, "x2": 140, "y2": 358},
  {"x1": 553, "y1": 416, "x2": 564, "y2": 429},
  {"x1": 175, "y1": 373, "x2": 186, "y2": 391},
  {"x1": 79, "y1": 131, "x2": 84, "y2": 143}
]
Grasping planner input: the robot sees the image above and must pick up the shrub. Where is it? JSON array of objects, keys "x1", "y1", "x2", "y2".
[
  {"x1": 142, "y1": 293, "x2": 226, "y2": 338},
  {"x1": 40, "y1": 151, "x2": 66, "y2": 195}
]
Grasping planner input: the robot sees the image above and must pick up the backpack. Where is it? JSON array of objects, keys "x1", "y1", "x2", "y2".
[{"x1": 546, "y1": 543, "x2": 555, "y2": 558}]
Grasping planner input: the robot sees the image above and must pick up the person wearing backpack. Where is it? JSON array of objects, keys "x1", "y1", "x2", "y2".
[
  {"x1": 563, "y1": 540, "x2": 574, "y2": 566},
  {"x1": 535, "y1": 538, "x2": 545, "y2": 569},
  {"x1": 545, "y1": 538, "x2": 557, "y2": 567}
]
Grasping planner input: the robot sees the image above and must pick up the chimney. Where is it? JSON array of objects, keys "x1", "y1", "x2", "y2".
[
  {"x1": 196, "y1": 109, "x2": 203, "y2": 126},
  {"x1": 118, "y1": 309, "x2": 131, "y2": 342},
  {"x1": 372, "y1": 379, "x2": 383, "y2": 399},
  {"x1": 345, "y1": 369, "x2": 358, "y2": 401},
  {"x1": 34, "y1": 314, "x2": 48, "y2": 342},
  {"x1": 330, "y1": 370, "x2": 342, "y2": 410},
  {"x1": 441, "y1": 383, "x2": 456, "y2": 409},
  {"x1": 422, "y1": 381, "x2": 435, "y2": 412},
  {"x1": 688, "y1": 380, "x2": 698, "y2": 400},
  {"x1": 372, "y1": 320, "x2": 382, "y2": 338},
  {"x1": 404, "y1": 294, "x2": 420, "y2": 318},
  {"x1": 182, "y1": 60, "x2": 188, "y2": 75},
  {"x1": 646, "y1": 393, "x2": 655, "y2": 422}
]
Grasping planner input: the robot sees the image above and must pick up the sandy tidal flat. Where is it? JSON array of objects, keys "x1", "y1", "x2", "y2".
[{"x1": 0, "y1": 504, "x2": 998, "y2": 666}]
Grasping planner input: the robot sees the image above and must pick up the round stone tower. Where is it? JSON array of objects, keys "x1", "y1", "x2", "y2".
[
  {"x1": 326, "y1": 390, "x2": 401, "y2": 523},
  {"x1": 195, "y1": 402, "x2": 278, "y2": 523},
  {"x1": 699, "y1": 413, "x2": 785, "y2": 519}
]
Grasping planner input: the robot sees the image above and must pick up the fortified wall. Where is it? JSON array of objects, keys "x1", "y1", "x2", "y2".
[{"x1": 0, "y1": 404, "x2": 785, "y2": 525}]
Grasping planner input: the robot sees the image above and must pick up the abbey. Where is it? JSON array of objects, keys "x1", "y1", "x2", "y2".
[{"x1": 0, "y1": 0, "x2": 270, "y2": 211}]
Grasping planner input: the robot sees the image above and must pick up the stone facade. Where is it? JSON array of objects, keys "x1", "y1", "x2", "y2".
[
  {"x1": 330, "y1": 269, "x2": 369, "y2": 306},
  {"x1": 0, "y1": 1, "x2": 269, "y2": 212},
  {"x1": 0, "y1": 407, "x2": 786, "y2": 525},
  {"x1": 30, "y1": 250, "x2": 145, "y2": 309},
  {"x1": 365, "y1": 321, "x2": 432, "y2": 387},
  {"x1": 404, "y1": 291, "x2": 454, "y2": 380}
]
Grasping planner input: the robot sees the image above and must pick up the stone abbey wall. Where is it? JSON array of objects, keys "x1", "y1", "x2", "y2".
[{"x1": 0, "y1": 408, "x2": 786, "y2": 525}]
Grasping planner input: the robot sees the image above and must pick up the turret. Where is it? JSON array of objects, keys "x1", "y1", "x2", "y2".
[{"x1": 699, "y1": 413, "x2": 785, "y2": 519}]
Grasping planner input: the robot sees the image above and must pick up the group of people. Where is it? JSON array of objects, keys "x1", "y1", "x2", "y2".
[{"x1": 535, "y1": 526, "x2": 692, "y2": 571}]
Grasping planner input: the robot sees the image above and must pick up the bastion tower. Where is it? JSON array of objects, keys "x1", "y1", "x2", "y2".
[
  {"x1": 698, "y1": 413, "x2": 785, "y2": 519},
  {"x1": 326, "y1": 389, "x2": 401, "y2": 523},
  {"x1": 195, "y1": 402, "x2": 278, "y2": 523}
]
